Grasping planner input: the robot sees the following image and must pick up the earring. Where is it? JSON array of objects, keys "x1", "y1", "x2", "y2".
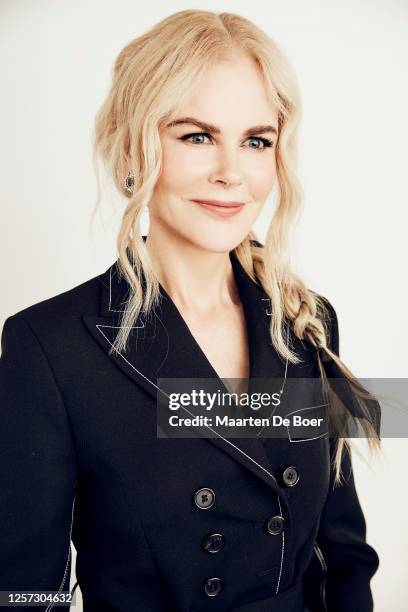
[{"x1": 122, "y1": 170, "x2": 134, "y2": 195}]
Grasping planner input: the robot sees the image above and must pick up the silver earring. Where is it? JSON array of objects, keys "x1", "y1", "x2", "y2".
[{"x1": 122, "y1": 170, "x2": 134, "y2": 194}]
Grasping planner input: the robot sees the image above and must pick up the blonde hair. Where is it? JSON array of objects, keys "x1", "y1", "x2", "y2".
[{"x1": 91, "y1": 9, "x2": 381, "y2": 484}]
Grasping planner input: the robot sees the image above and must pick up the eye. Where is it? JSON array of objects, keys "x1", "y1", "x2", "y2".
[
  {"x1": 178, "y1": 132, "x2": 275, "y2": 151},
  {"x1": 246, "y1": 136, "x2": 274, "y2": 150},
  {"x1": 178, "y1": 132, "x2": 212, "y2": 145}
]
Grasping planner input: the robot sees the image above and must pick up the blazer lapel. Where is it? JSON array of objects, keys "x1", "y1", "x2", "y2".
[{"x1": 82, "y1": 240, "x2": 290, "y2": 496}]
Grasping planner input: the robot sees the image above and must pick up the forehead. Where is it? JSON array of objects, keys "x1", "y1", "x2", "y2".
[{"x1": 169, "y1": 57, "x2": 279, "y2": 129}]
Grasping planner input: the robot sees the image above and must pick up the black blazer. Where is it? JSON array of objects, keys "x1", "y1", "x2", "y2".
[{"x1": 0, "y1": 239, "x2": 379, "y2": 612}]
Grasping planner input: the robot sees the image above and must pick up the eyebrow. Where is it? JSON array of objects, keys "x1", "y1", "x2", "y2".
[{"x1": 165, "y1": 116, "x2": 278, "y2": 137}]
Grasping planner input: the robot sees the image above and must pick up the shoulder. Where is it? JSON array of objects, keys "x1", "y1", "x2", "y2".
[
  {"x1": 8, "y1": 271, "x2": 105, "y2": 321},
  {"x1": 2, "y1": 263, "x2": 112, "y2": 346}
]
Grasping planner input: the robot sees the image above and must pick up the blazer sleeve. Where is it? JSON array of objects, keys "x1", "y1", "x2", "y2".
[
  {"x1": 0, "y1": 315, "x2": 78, "y2": 611},
  {"x1": 305, "y1": 299, "x2": 380, "y2": 612}
]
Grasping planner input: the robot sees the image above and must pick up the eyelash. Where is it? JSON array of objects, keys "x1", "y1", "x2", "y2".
[{"x1": 178, "y1": 132, "x2": 275, "y2": 151}]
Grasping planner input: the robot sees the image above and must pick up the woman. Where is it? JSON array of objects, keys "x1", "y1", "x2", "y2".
[{"x1": 0, "y1": 9, "x2": 381, "y2": 612}]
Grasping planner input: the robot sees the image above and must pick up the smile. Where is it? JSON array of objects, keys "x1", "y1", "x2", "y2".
[{"x1": 190, "y1": 199, "x2": 245, "y2": 218}]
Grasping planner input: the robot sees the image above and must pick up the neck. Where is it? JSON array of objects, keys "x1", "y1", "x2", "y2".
[{"x1": 144, "y1": 226, "x2": 240, "y2": 316}]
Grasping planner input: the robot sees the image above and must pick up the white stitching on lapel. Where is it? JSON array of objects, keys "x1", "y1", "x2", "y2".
[
  {"x1": 96, "y1": 317, "x2": 170, "y2": 377},
  {"x1": 285, "y1": 403, "x2": 330, "y2": 443},
  {"x1": 288, "y1": 432, "x2": 329, "y2": 443},
  {"x1": 109, "y1": 266, "x2": 127, "y2": 313},
  {"x1": 261, "y1": 297, "x2": 272, "y2": 316}
]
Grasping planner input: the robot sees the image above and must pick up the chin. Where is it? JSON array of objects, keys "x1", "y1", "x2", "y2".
[{"x1": 181, "y1": 224, "x2": 251, "y2": 254}]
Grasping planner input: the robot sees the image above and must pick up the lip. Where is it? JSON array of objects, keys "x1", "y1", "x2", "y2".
[
  {"x1": 192, "y1": 199, "x2": 245, "y2": 207},
  {"x1": 190, "y1": 199, "x2": 245, "y2": 218}
]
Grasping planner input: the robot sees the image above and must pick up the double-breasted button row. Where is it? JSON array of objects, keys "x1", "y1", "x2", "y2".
[
  {"x1": 282, "y1": 465, "x2": 300, "y2": 487},
  {"x1": 195, "y1": 488, "x2": 224, "y2": 552},
  {"x1": 195, "y1": 490, "x2": 283, "y2": 596},
  {"x1": 193, "y1": 489, "x2": 224, "y2": 597}
]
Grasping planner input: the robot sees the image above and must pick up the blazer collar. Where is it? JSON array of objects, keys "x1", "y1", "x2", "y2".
[{"x1": 82, "y1": 237, "x2": 302, "y2": 497}]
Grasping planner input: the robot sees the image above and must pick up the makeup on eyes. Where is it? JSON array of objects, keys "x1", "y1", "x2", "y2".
[{"x1": 178, "y1": 132, "x2": 274, "y2": 150}]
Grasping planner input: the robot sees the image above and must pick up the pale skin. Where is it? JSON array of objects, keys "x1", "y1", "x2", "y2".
[{"x1": 132, "y1": 54, "x2": 279, "y2": 392}]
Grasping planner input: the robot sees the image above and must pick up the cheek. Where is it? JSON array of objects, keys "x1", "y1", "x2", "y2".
[
  {"x1": 247, "y1": 156, "x2": 277, "y2": 201},
  {"x1": 158, "y1": 161, "x2": 187, "y2": 194},
  {"x1": 158, "y1": 140, "x2": 203, "y2": 193}
]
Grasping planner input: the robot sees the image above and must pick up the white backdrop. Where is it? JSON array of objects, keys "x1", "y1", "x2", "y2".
[{"x1": 1, "y1": 1, "x2": 407, "y2": 610}]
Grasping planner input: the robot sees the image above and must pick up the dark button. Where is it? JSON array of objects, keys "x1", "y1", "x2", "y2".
[
  {"x1": 282, "y1": 465, "x2": 299, "y2": 487},
  {"x1": 202, "y1": 533, "x2": 225, "y2": 553},
  {"x1": 203, "y1": 576, "x2": 223, "y2": 597},
  {"x1": 265, "y1": 515, "x2": 285, "y2": 535},
  {"x1": 194, "y1": 487, "x2": 215, "y2": 509}
]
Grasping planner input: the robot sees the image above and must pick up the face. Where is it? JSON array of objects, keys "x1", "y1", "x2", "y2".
[{"x1": 149, "y1": 54, "x2": 279, "y2": 253}]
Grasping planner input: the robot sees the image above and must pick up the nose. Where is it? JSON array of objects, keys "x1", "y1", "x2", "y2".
[{"x1": 209, "y1": 150, "x2": 242, "y2": 187}]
